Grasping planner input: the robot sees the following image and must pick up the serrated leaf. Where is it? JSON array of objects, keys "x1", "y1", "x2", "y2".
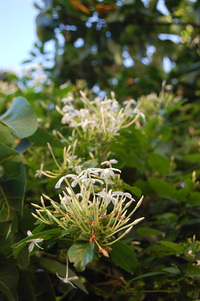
[
  {"x1": 110, "y1": 241, "x2": 138, "y2": 274},
  {"x1": 68, "y1": 242, "x2": 94, "y2": 272},
  {"x1": 0, "y1": 97, "x2": 37, "y2": 138}
]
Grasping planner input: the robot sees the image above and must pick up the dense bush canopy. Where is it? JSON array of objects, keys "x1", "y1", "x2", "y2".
[{"x1": 28, "y1": 0, "x2": 200, "y2": 99}]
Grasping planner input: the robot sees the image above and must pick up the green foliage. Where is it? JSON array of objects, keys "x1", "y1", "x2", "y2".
[
  {"x1": 110, "y1": 241, "x2": 138, "y2": 274},
  {"x1": 1, "y1": 12, "x2": 200, "y2": 296},
  {"x1": 0, "y1": 83, "x2": 197, "y2": 300},
  {"x1": 24, "y1": 0, "x2": 200, "y2": 100}
]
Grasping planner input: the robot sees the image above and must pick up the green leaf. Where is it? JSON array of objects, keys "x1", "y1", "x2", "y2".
[
  {"x1": 159, "y1": 241, "x2": 184, "y2": 253},
  {"x1": 68, "y1": 242, "x2": 94, "y2": 272},
  {"x1": 162, "y1": 267, "x2": 180, "y2": 274},
  {"x1": 29, "y1": 127, "x2": 63, "y2": 148},
  {"x1": 130, "y1": 271, "x2": 165, "y2": 282},
  {"x1": 0, "y1": 123, "x2": 15, "y2": 148},
  {"x1": 147, "y1": 153, "x2": 170, "y2": 175},
  {"x1": 39, "y1": 257, "x2": 88, "y2": 293},
  {"x1": 30, "y1": 270, "x2": 56, "y2": 301},
  {"x1": 14, "y1": 138, "x2": 33, "y2": 154},
  {"x1": 0, "y1": 259, "x2": 19, "y2": 301},
  {"x1": 0, "y1": 142, "x2": 19, "y2": 162},
  {"x1": 12, "y1": 228, "x2": 61, "y2": 257},
  {"x1": 148, "y1": 177, "x2": 177, "y2": 197},
  {"x1": 0, "y1": 162, "x2": 25, "y2": 221},
  {"x1": 0, "y1": 96, "x2": 38, "y2": 138},
  {"x1": 125, "y1": 153, "x2": 145, "y2": 172},
  {"x1": 188, "y1": 192, "x2": 200, "y2": 206},
  {"x1": 17, "y1": 273, "x2": 36, "y2": 301},
  {"x1": 122, "y1": 183, "x2": 142, "y2": 197},
  {"x1": 0, "y1": 237, "x2": 13, "y2": 257},
  {"x1": 137, "y1": 227, "x2": 164, "y2": 237},
  {"x1": 182, "y1": 153, "x2": 200, "y2": 163},
  {"x1": 175, "y1": 188, "x2": 189, "y2": 202},
  {"x1": 110, "y1": 241, "x2": 138, "y2": 274}
]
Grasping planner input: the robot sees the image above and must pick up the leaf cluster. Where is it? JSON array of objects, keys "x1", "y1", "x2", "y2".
[{"x1": 0, "y1": 80, "x2": 200, "y2": 300}]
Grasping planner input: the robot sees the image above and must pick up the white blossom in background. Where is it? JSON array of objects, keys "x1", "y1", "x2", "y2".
[
  {"x1": 35, "y1": 140, "x2": 81, "y2": 179},
  {"x1": 56, "y1": 90, "x2": 145, "y2": 141},
  {"x1": 0, "y1": 81, "x2": 18, "y2": 95}
]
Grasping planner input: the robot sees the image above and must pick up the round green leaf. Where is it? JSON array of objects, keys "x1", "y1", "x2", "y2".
[{"x1": 0, "y1": 97, "x2": 38, "y2": 139}]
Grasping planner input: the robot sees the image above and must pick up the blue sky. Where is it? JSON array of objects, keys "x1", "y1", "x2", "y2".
[{"x1": 0, "y1": 0, "x2": 38, "y2": 73}]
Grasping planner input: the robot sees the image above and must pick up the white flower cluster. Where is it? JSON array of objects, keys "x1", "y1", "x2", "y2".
[
  {"x1": 56, "y1": 91, "x2": 145, "y2": 140},
  {"x1": 32, "y1": 159, "x2": 144, "y2": 257},
  {"x1": 0, "y1": 80, "x2": 18, "y2": 95}
]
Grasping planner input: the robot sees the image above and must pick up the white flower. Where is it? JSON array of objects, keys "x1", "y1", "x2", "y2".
[
  {"x1": 96, "y1": 189, "x2": 117, "y2": 205},
  {"x1": 61, "y1": 96, "x2": 73, "y2": 104},
  {"x1": 27, "y1": 230, "x2": 44, "y2": 252},
  {"x1": 101, "y1": 159, "x2": 118, "y2": 166},
  {"x1": 77, "y1": 119, "x2": 96, "y2": 131},
  {"x1": 100, "y1": 168, "x2": 121, "y2": 179},
  {"x1": 35, "y1": 163, "x2": 44, "y2": 178},
  {"x1": 112, "y1": 191, "x2": 133, "y2": 200},
  {"x1": 56, "y1": 257, "x2": 78, "y2": 288},
  {"x1": 55, "y1": 174, "x2": 77, "y2": 188}
]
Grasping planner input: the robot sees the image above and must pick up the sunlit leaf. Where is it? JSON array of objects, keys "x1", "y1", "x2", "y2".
[
  {"x1": 0, "y1": 97, "x2": 38, "y2": 138},
  {"x1": 68, "y1": 242, "x2": 94, "y2": 272}
]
